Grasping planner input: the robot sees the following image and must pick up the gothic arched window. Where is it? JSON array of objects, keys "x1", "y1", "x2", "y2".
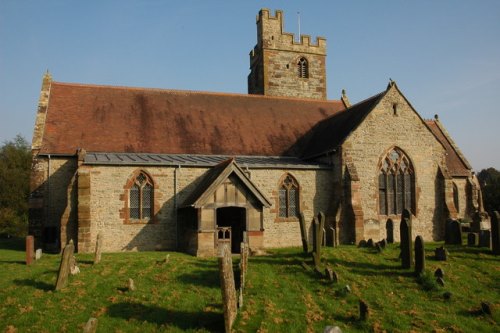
[
  {"x1": 378, "y1": 148, "x2": 415, "y2": 215},
  {"x1": 297, "y1": 57, "x2": 309, "y2": 78},
  {"x1": 278, "y1": 174, "x2": 300, "y2": 218},
  {"x1": 128, "y1": 172, "x2": 154, "y2": 222}
]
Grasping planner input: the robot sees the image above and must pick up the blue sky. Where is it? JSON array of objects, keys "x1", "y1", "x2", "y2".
[{"x1": 1, "y1": 1, "x2": 499, "y2": 170}]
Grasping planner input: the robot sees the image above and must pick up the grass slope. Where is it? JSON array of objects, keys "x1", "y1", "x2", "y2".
[{"x1": 0, "y1": 238, "x2": 498, "y2": 332}]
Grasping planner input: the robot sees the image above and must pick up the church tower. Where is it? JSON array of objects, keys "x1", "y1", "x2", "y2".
[{"x1": 248, "y1": 9, "x2": 327, "y2": 100}]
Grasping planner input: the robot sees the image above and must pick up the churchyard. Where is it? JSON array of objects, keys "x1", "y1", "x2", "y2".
[{"x1": 0, "y1": 234, "x2": 498, "y2": 332}]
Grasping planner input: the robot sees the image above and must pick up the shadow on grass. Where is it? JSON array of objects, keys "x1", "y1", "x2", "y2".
[
  {"x1": 13, "y1": 278, "x2": 54, "y2": 291},
  {"x1": 0, "y1": 237, "x2": 25, "y2": 251},
  {"x1": 107, "y1": 302, "x2": 223, "y2": 332},
  {"x1": 176, "y1": 268, "x2": 220, "y2": 288},
  {"x1": 0, "y1": 260, "x2": 25, "y2": 265}
]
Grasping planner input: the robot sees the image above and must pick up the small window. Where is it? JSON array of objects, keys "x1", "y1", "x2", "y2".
[
  {"x1": 128, "y1": 172, "x2": 154, "y2": 222},
  {"x1": 453, "y1": 183, "x2": 459, "y2": 212},
  {"x1": 297, "y1": 57, "x2": 309, "y2": 78},
  {"x1": 278, "y1": 174, "x2": 300, "y2": 218}
]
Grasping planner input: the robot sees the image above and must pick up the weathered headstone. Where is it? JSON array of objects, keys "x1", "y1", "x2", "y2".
[
  {"x1": 239, "y1": 242, "x2": 249, "y2": 307},
  {"x1": 358, "y1": 239, "x2": 367, "y2": 248},
  {"x1": 325, "y1": 267, "x2": 338, "y2": 283},
  {"x1": 386, "y1": 219, "x2": 394, "y2": 244},
  {"x1": 414, "y1": 236, "x2": 425, "y2": 276},
  {"x1": 436, "y1": 277, "x2": 445, "y2": 286},
  {"x1": 298, "y1": 212, "x2": 308, "y2": 253},
  {"x1": 491, "y1": 211, "x2": 500, "y2": 255},
  {"x1": 70, "y1": 256, "x2": 80, "y2": 275},
  {"x1": 128, "y1": 278, "x2": 136, "y2": 291},
  {"x1": 218, "y1": 244, "x2": 237, "y2": 333},
  {"x1": 94, "y1": 232, "x2": 103, "y2": 264},
  {"x1": 26, "y1": 236, "x2": 34, "y2": 265},
  {"x1": 82, "y1": 317, "x2": 98, "y2": 333},
  {"x1": 35, "y1": 248, "x2": 42, "y2": 260},
  {"x1": 324, "y1": 326, "x2": 342, "y2": 333},
  {"x1": 446, "y1": 220, "x2": 462, "y2": 245},
  {"x1": 467, "y1": 233, "x2": 478, "y2": 247},
  {"x1": 312, "y1": 212, "x2": 325, "y2": 268},
  {"x1": 434, "y1": 246, "x2": 448, "y2": 261},
  {"x1": 479, "y1": 230, "x2": 491, "y2": 248},
  {"x1": 434, "y1": 267, "x2": 444, "y2": 279},
  {"x1": 366, "y1": 239, "x2": 374, "y2": 248},
  {"x1": 327, "y1": 226, "x2": 336, "y2": 248},
  {"x1": 471, "y1": 211, "x2": 482, "y2": 232},
  {"x1": 359, "y1": 300, "x2": 369, "y2": 321},
  {"x1": 400, "y1": 217, "x2": 413, "y2": 269},
  {"x1": 55, "y1": 240, "x2": 75, "y2": 290}
]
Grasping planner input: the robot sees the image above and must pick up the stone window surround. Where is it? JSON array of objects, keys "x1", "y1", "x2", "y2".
[
  {"x1": 377, "y1": 146, "x2": 417, "y2": 218},
  {"x1": 274, "y1": 172, "x2": 301, "y2": 223},
  {"x1": 120, "y1": 169, "x2": 160, "y2": 225}
]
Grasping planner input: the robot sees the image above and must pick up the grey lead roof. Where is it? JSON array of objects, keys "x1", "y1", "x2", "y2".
[{"x1": 83, "y1": 152, "x2": 330, "y2": 169}]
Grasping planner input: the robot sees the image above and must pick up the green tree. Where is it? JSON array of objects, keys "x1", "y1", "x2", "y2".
[
  {"x1": 477, "y1": 167, "x2": 500, "y2": 213},
  {"x1": 0, "y1": 135, "x2": 31, "y2": 237}
]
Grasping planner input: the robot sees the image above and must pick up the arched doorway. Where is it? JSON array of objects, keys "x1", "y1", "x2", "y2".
[{"x1": 216, "y1": 207, "x2": 246, "y2": 253}]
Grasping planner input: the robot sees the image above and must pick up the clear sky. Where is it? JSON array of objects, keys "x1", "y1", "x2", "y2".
[{"x1": 1, "y1": 1, "x2": 499, "y2": 171}]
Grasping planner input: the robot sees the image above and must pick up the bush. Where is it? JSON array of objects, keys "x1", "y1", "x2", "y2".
[{"x1": 416, "y1": 270, "x2": 439, "y2": 291}]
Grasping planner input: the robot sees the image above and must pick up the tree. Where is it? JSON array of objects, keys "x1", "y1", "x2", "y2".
[
  {"x1": 477, "y1": 167, "x2": 500, "y2": 213},
  {"x1": 0, "y1": 135, "x2": 31, "y2": 237}
]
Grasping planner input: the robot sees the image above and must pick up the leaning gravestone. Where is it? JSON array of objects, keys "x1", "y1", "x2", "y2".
[
  {"x1": 94, "y1": 232, "x2": 103, "y2": 264},
  {"x1": 298, "y1": 212, "x2": 309, "y2": 253},
  {"x1": 414, "y1": 236, "x2": 425, "y2": 276},
  {"x1": 219, "y1": 244, "x2": 237, "y2": 333},
  {"x1": 26, "y1": 236, "x2": 34, "y2": 266},
  {"x1": 312, "y1": 213, "x2": 325, "y2": 268},
  {"x1": 400, "y1": 217, "x2": 413, "y2": 269},
  {"x1": 491, "y1": 211, "x2": 500, "y2": 255},
  {"x1": 55, "y1": 240, "x2": 75, "y2": 290}
]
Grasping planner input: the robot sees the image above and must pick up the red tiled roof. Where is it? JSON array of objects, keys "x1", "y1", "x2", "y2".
[
  {"x1": 425, "y1": 119, "x2": 471, "y2": 177},
  {"x1": 40, "y1": 82, "x2": 345, "y2": 156}
]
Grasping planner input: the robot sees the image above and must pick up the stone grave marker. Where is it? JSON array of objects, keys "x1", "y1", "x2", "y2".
[
  {"x1": 55, "y1": 240, "x2": 75, "y2": 290},
  {"x1": 481, "y1": 301, "x2": 492, "y2": 315},
  {"x1": 35, "y1": 248, "x2": 42, "y2": 260},
  {"x1": 69, "y1": 256, "x2": 80, "y2": 275},
  {"x1": 325, "y1": 267, "x2": 338, "y2": 283},
  {"x1": 312, "y1": 212, "x2": 325, "y2": 268},
  {"x1": 324, "y1": 326, "x2": 342, "y2": 333},
  {"x1": 128, "y1": 278, "x2": 136, "y2": 291},
  {"x1": 467, "y1": 233, "x2": 478, "y2": 247},
  {"x1": 400, "y1": 217, "x2": 413, "y2": 269},
  {"x1": 447, "y1": 220, "x2": 462, "y2": 245},
  {"x1": 436, "y1": 277, "x2": 445, "y2": 286},
  {"x1": 435, "y1": 246, "x2": 448, "y2": 261},
  {"x1": 479, "y1": 230, "x2": 491, "y2": 248},
  {"x1": 434, "y1": 267, "x2": 444, "y2": 279},
  {"x1": 219, "y1": 244, "x2": 237, "y2": 333},
  {"x1": 26, "y1": 235, "x2": 34, "y2": 265},
  {"x1": 94, "y1": 232, "x2": 103, "y2": 264},
  {"x1": 414, "y1": 236, "x2": 425, "y2": 276},
  {"x1": 298, "y1": 212, "x2": 308, "y2": 253},
  {"x1": 366, "y1": 239, "x2": 374, "y2": 248},
  {"x1": 358, "y1": 239, "x2": 367, "y2": 248},
  {"x1": 359, "y1": 300, "x2": 369, "y2": 321},
  {"x1": 491, "y1": 211, "x2": 500, "y2": 255},
  {"x1": 82, "y1": 317, "x2": 98, "y2": 333}
]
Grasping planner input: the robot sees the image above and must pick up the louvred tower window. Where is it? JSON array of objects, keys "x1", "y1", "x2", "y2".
[{"x1": 298, "y1": 57, "x2": 309, "y2": 78}]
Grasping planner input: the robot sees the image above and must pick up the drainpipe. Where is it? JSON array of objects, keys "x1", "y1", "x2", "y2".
[
  {"x1": 46, "y1": 154, "x2": 51, "y2": 248},
  {"x1": 174, "y1": 165, "x2": 180, "y2": 249}
]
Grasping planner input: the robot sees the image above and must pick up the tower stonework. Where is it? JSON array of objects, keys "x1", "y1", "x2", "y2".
[{"x1": 248, "y1": 9, "x2": 327, "y2": 100}]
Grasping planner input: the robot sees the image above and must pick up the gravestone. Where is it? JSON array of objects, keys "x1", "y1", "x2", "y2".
[
  {"x1": 83, "y1": 317, "x2": 98, "y2": 333},
  {"x1": 26, "y1": 236, "x2": 34, "y2": 265},
  {"x1": 94, "y1": 232, "x2": 103, "y2": 264},
  {"x1": 491, "y1": 211, "x2": 500, "y2": 255},
  {"x1": 128, "y1": 278, "x2": 136, "y2": 291},
  {"x1": 69, "y1": 256, "x2": 80, "y2": 275},
  {"x1": 312, "y1": 212, "x2": 325, "y2": 268},
  {"x1": 414, "y1": 236, "x2": 425, "y2": 276},
  {"x1": 359, "y1": 300, "x2": 369, "y2": 321},
  {"x1": 366, "y1": 239, "x2": 374, "y2": 248},
  {"x1": 434, "y1": 246, "x2": 448, "y2": 261},
  {"x1": 218, "y1": 244, "x2": 237, "y2": 333},
  {"x1": 379, "y1": 239, "x2": 387, "y2": 249},
  {"x1": 436, "y1": 277, "x2": 445, "y2": 286},
  {"x1": 467, "y1": 233, "x2": 478, "y2": 247},
  {"x1": 298, "y1": 213, "x2": 309, "y2": 253},
  {"x1": 386, "y1": 219, "x2": 394, "y2": 243},
  {"x1": 358, "y1": 240, "x2": 367, "y2": 248},
  {"x1": 325, "y1": 267, "x2": 338, "y2": 283},
  {"x1": 446, "y1": 220, "x2": 462, "y2": 245},
  {"x1": 324, "y1": 326, "x2": 342, "y2": 333},
  {"x1": 35, "y1": 248, "x2": 42, "y2": 260},
  {"x1": 239, "y1": 242, "x2": 249, "y2": 307},
  {"x1": 327, "y1": 227, "x2": 336, "y2": 248},
  {"x1": 434, "y1": 267, "x2": 444, "y2": 279},
  {"x1": 471, "y1": 211, "x2": 482, "y2": 232},
  {"x1": 400, "y1": 218, "x2": 413, "y2": 269},
  {"x1": 479, "y1": 230, "x2": 491, "y2": 248},
  {"x1": 55, "y1": 240, "x2": 75, "y2": 290}
]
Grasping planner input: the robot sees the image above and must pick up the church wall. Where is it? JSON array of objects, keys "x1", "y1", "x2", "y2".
[
  {"x1": 343, "y1": 87, "x2": 446, "y2": 242},
  {"x1": 453, "y1": 178, "x2": 468, "y2": 219}
]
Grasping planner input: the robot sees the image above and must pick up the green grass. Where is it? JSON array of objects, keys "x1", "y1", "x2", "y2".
[{"x1": 0, "y1": 238, "x2": 498, "y2": 332}]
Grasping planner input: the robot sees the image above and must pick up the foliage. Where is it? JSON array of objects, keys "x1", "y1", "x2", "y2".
[
  {"x1": 416, "y1": 270, "x2": 438, "y2": 291},
  {"x1": 0, "y1": 240, "x2": 498, "y2": 332},
  {"x1": 477, "y1": 167, "x2": 500, "y2": 213},
  {"x1": 0, "y1": 135, "x2": 31, "y2": 237}
]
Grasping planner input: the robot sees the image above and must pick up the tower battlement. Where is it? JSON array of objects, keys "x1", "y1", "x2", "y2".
[{"x1": 248, "y1": 9, "x2": 327, "y2": 100}]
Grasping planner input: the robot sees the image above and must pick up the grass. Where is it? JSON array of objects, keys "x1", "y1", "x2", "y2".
[{"x1": 0, "y1": 237, "x2": 498, "y2": 332}]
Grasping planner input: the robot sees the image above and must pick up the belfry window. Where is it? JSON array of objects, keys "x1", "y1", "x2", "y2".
[
  {"x1": 129, "y1": 172, "x2": 153, "y2": 221},
  {"x1": 298, "y1": 57, "x2": 309, "y2": 78},
  {"x1": 378, "y1": 148, "x2": 415, "y2": 215},
  {"x1": 278, "y1": 174, "x2": 300, "y2": 218}
]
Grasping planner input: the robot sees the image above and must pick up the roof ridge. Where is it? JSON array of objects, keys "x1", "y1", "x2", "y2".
[{"x1": 50, "y1": 81, "x2": 343, "y2": 103}]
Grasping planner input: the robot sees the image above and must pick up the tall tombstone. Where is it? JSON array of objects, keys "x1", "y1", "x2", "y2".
[
  {"x1": 298, "y1": 212, "x2": 309, "y2": 253},
  {"x1": 218, "y1": 244, "x2": 237, "y2": 333},
  {"x1": 467, "y1": 233, "x2": 478, "y2": 247},
  {"x1": 55, "y1": 240, "x2": 75, "y2": 290},
  {"x1": 491, "y1": 211, "x2": 500, "y2": 255},
  {"x1": 312, "y1": 212, "x2": 325, "y2": 268},
  {"x1": 26, "y1": 235, "x2": 35, "y2": 266},
  {"x1": 479, "y1": 230, "x2": 491, "y2": 248},
  {"x1": 451, "y1": 220, "x2": 462, "y2": 245},
  {"x1": 414, "y1": 236, "x2": 425, "y2": 276},
  {"x1": 386, "y1": 219, "x2": 394, "y2": 244},
  {"x1": 400, "y1": 217, "x2": 413, "y2": 269},
  {"x1": 94, "y1": 232, "x2": 103, "y2": 264}
]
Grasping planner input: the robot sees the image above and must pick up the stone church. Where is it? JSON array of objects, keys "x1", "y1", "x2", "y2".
[{"x1": 29, "y1": 9, "x2": 483, "y2": 256}]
